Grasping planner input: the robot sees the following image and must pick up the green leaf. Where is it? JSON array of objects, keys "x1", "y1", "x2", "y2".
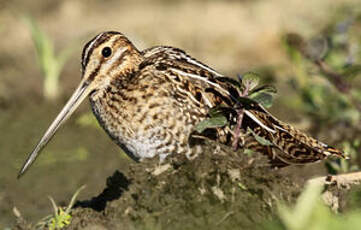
[
  {"x1": 23, "y1": 16, "x2": 53, "y2": 73},
  {"x1": 304, "y1": 35, "x2": 329, "y2": 61},
  {"x1": 248, "y1": 85, "x2": 276, "y2": 108},
  {"x1": 249, "y1": 92, "x2": 274, "y2": 108},
  {"x1": 235, "y1": 96, "x2": 258, "y2": 109},
  {"x1": 208, "y1": 106, "x2": 232, "y2": 117},
  {"x1": 238, "y1": 182, "x2": 247, "y2": 190},
  {"x1": 241, "y1": 72, "x2": 260, "y2": 91},
  {"x1": 247, "y1": 128, "x2": 273, "y2": 146},
  {"x1": 65, "y1": 185, "x2": 86, "y2": 213},
  {"x1": 23, "y1": 15, "x2": 75, "y2": 100},
  {"x1": 195, "y1": 116, "x2": 228, "y2": 133},
  {"x1": 56, "y1": 208, "x2": 71, "y2": 227},
  {"x1": 250, "y1": 84, "x2": 277, "y2": 95},
  {"x1": 244, "y1": 148, "x2": 254, "y2": 156},
  {"x1": 278, "y1": 182, "x2": 324, "y2": 230}
]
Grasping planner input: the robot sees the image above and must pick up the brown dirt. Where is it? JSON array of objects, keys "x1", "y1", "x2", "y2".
[{"x1": 14, "y1": 141, "x2": 304, "y2": 230}]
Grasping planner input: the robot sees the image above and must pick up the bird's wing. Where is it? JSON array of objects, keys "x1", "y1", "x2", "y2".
[{"x1": 139, "y1": 46, "x2": 347, "y2": 165}]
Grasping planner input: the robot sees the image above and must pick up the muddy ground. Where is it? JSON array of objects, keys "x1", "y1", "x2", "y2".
[{"x1": 14, "y1": 141, "x2": 309, "y2": 230}]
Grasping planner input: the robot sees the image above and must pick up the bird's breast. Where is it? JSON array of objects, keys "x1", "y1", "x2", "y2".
[{"x1": 89, "y1": 86, "x2": 206, "y2": 160}]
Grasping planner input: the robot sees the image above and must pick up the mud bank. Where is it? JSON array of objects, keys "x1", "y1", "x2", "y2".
[{"x1": 15, "y1": 141, "x2": 304, "y2": 230}]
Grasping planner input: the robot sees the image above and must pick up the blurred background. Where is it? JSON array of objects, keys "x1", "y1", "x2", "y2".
[{"x1": 0, "y1": 0, "x2": 360, "y2": 228}]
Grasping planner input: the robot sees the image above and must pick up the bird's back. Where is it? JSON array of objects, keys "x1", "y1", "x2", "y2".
[
  {"x1": 91, "y1": 45, "x2": 346, "y2": 166},
  {"x1": 140, "y1": 46, "x2": 347, "y2": 166}
]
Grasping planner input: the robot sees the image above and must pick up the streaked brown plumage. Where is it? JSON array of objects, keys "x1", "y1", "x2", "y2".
[{"x1": 18, "y1": 31, "x2": 347, "y2": 177}]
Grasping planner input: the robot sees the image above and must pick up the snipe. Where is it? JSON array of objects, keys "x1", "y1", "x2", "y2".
[{"x1": 18, "y1": 31, "x2": 347, "y2": 177}]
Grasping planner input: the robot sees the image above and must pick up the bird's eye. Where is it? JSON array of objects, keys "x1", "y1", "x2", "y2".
[{"x1": 101, "y1": 47, "x2": 112, "y2": 58}]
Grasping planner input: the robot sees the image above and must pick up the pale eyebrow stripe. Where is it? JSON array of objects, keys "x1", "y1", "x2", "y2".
[{"x1": 82, "y1": 32, "x2": 105, "y2": 68}]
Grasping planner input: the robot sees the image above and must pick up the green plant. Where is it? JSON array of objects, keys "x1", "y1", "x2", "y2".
[
  {"x1": 281, "y1": 13, "x2": 361, "y2": 174},
  {"x1": 194, "y1": 72, "x2": 277, "y2": 149},
  {"x1": 23, "y1": 16, "x2": 74, "y2": 100},
  {"x1": 283, "y1": 14, "x2": 361, "y2": 125},
  {"x1": 269, "y1": 182, "x2": 361, "y2": 230},
  {"x1": 35, "y1": 185, "x2": 85, "y2": 230}
]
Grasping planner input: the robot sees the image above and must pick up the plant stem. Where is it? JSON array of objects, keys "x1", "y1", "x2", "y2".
[
  {"x1": 44, "y1": 74, "x2": 59, "y2": 100},
  {"x1": 232, "y1": 108, "x2": 245, "y2": 150},
  {"x1": 43, "y1": 62, "x2": 61, "y2": 100},
  {"x1": 315, "y1": 60, "x2": 350, "y2": 93},
  {"x1": 232, "y1": 84, "x2": 250, "y2": 150}
]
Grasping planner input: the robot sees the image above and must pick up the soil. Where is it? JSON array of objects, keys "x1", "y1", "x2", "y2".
[{"x1": 13, "y1": 141, "x2": 306, "y2": 230}]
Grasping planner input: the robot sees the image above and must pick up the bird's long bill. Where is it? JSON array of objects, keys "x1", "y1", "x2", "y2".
[{"x1": 18, "y1": 80, "x2": 92, "y2": 178}]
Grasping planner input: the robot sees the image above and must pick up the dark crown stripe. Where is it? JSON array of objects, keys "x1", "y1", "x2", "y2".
[{"x1": 81, "y1": 31, "x2": 122, "y2": 73}]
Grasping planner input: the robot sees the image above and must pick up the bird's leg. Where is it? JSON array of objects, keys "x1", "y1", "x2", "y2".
[{"x1": 232, "y1": 82, "x2": 251, "y2": 151}]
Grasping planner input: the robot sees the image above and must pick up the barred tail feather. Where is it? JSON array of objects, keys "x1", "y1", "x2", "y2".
[
  {"x1": 324, "y1": 145, "x2": 349, "y2": 159},
  {"x1": 270, "y1": 121, "x2": 349, "y2": 165},
  {"x1": 242, "y1": 105, "x2": 348, "y2": 166}
]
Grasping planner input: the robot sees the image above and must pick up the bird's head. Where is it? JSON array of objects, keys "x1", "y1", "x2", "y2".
[
  {"x1": 18, "y1": 31, "x2": 141, "y2": 178},
  {"x1": 81, "y1": 31, "x2": 142, "y2": 96}
]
